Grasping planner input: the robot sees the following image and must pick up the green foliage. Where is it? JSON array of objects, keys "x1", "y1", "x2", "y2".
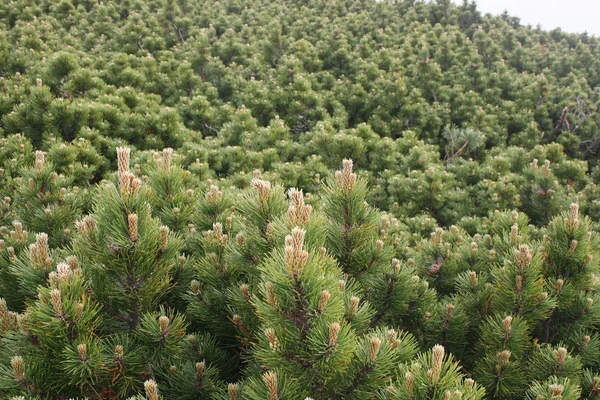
[
  {"x1": 72, "y1": 148, "x2": 185, "y2": 331},
  {"x1": 1, "y1": 0, "x2": 600, "y2": 399}
]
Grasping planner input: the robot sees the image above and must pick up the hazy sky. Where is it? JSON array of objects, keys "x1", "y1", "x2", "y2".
[{"x1": 455, "y1": 0, "x2": 600, "y2": 36}]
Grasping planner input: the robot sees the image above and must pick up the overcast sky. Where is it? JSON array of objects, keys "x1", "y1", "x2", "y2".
[{"x1": 454, "y1": 0, "x2": 600, "y2": 36}]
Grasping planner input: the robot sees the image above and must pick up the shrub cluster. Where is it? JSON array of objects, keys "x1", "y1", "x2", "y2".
[{"x1": 0, "y1": 0, "x2": 600, "y2": 399}]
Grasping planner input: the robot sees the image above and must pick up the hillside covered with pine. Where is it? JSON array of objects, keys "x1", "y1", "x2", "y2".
[{"x1": 1, "y1": 0, "x2": 600, "y2": 399}]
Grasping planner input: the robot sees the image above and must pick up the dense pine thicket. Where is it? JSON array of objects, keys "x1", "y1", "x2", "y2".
[{"x1": 1, "y1": 0, "x2": 600, "y2": 398}]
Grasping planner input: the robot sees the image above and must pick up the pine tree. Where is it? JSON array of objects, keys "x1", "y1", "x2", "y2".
[
  {"x1": 244, "y1": 200, "x2": 418, "y2": 398},
  {"x1": 0, "y1": 257, "x2": 104, "y2": 398},
  {"x1": 321, "y1": 159, "x2": 385, "y2": 279},
  {"x1": 526, "y1": 345, "x2": 582, "y2": 384},
  {"x1": 473, "y1": 315, "x2": 531, "y2": 398},
  {"x1": 3, "y1": 231, "x2": 57, "y2": 310},
  {"x1": 12, "y1": 150, "x2": 84, "y2": 248},
  {"x1": 320, "y1": 160, "x2": 434, "y2": 337},
  {"x1": 537, "y1": 203, "x2": 600, "y2": 346},
  {"x1": 520, "y1": 160, "x2": 568, "y2": 226},
  {"x1": 147, "y1": 148, "x2": 197, "y2": 234},
  {"x1": 387, "y1": 344, "x2": 486, "y2": 400},
  {"x1": 525, "y1": 377, "x2": 581, "y2": 400},
  {"x1": 72, "y1": 147, "x2": 183, "y2": 331},
  {"x1": 490, "y1": 243, "x2": 555, "y2": 325},
  {"x1": 185, "y1": 177, "x2": 287, "y2": 356}
]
